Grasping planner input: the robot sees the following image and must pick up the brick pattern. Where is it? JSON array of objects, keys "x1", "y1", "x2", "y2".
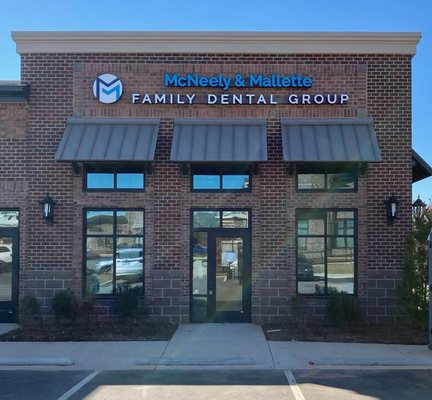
[{"x1": 0, "y1": 52, "x2": 411, "y2": 322}]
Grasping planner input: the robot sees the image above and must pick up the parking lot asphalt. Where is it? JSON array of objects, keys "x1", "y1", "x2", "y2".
[{"x1": 2, "y1": 369, "x2": 432, "y2": 400}]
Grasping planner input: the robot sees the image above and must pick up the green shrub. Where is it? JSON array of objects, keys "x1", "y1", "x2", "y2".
[
  {"x1": 326, "y1": 291, "x2": 363, "y2": 326},
  {"x1": 19, "y1": 293, "x2": 40, "y2": 326},
  {"x1": 51, "y1": 289, "x2": 78, "y2": 322},
  {"x1": 115, "y1": 286, "x2": 142, "y2": 321},
  {"x1": 291, "y1": 295, "x2": 305, "y2": 329},
  {"x1": 397, "y1": 209, "x2": 432, "y2": 329}
]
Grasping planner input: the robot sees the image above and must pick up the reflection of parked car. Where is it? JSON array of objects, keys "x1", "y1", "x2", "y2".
[
  {"x1": 0, "y1": 244, "x2": 12, "y2": 266},
  {"x1": 92, "y1": 248, "x2": 143, "y2": 279},
  {"x1": 0, "y1": 244, "x2": 12, "y2": 273},
  {"x1": 297, "y1": 253, "x2": 315, "y2": 281}
]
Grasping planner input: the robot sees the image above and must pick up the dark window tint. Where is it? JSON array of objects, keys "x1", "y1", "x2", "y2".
[{"x1": 297, "y1": 165, "x2": 356, "y2": 191}]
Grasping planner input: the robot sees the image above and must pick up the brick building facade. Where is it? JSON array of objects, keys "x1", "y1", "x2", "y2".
[{"x1": 0, "y1": 32, "x2": 425, "y2": 324}]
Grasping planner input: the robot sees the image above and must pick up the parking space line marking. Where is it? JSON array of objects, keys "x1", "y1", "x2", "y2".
[
  {"x1": 284, "y1": 370, "x2": 306, "y2": 400},
  {"x1": 56, "y1": 370, "x2": 101, "y2": 400}
]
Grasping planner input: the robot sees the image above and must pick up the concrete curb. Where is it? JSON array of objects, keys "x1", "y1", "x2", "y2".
[
  {"x1": 136, "y1": 357, "x2": 256, "y2": 366},
  {"x1": 310, "y1": 357, "x2": 432, "y2": 367},
  {"x1": 0, "y1": 357, "x2": 74, "y2": 366}
]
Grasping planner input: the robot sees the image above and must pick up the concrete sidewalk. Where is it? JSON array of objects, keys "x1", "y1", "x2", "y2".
[{"x1": 0, "y1": 323, "x2": 432, "y2": 370}]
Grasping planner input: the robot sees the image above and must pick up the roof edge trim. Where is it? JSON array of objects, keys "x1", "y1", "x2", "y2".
[{"x1": 12, "y1": 31, "x2": 421, "y2": 55}]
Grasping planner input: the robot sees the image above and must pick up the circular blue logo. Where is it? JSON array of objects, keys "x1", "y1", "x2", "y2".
[{"x1": 93, "y1": 73, "x2": 123, "y2": 104}]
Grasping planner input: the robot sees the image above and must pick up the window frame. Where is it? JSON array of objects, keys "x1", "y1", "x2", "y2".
[
  {"x1": 83, "y1": 208, "x2": 145, "y2": 297},
  {"x1": 190, "y1": 164, "x2": 252, "y2": 193},
  {"x1": 84, "y1": 164, "x2": 146, "y2": 192},
  {"x1": 296, "y1": 164, "x2": 358, "y2": 193},
  {"x1": 295, "y1": 208, "x2": 357, "y2": 296}
]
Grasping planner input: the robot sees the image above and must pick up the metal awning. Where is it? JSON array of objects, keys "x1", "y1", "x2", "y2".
[
  {"x1": 55, "y1": 118, "x2": 160, "y2": 162},
  {"x1": 281, "y1": 118, "x2": 382, "y2": 162},
  {"x1": 412, "y1": 149, "x2": 432, "y2": 183},
  {"x1": 170, "y1": 119, "x2": 268, "y2": 162}
]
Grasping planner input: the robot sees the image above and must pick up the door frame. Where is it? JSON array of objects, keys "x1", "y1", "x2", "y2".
[
  {"x1": 190, "y1": 208, "x2": 252, "y2": 323},
  {"x1": 0, "y1": 228, "x2": 19, "y2": 323}
]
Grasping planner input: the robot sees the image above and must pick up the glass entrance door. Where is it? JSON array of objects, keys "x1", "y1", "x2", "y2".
[
  {"x1": 210, "y1": 234, "x2": 250, "y2": 321},
  {"x1": 0, "y1": 231, "x2": 18, "y2": 322},
  {"x1": 191, "y1": 230, "x2": 251, "y2": 322}
]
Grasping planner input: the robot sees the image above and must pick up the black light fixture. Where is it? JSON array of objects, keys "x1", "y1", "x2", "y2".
[
  {"x1": 40, "y1": 193, "x2": 56, "y2": 223},
  {"x1": 384, "y1": 194, "x2": 399, "y2": 224},
  {"x1": 412, "y1": 196, "x2": 426, "y2": 219}
]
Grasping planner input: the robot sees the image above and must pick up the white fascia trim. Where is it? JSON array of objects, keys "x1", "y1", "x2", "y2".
[{"x1": 12, "y1": 31, "x2": 421, "y2": 55}]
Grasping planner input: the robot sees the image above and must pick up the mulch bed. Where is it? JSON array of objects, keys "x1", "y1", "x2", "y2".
[
  {"x1": 0, "y1": 320, "x2": 177, "y2": 342},
  {"x1": 263, "y1": 322, "x2": 428, "y2": 345}
]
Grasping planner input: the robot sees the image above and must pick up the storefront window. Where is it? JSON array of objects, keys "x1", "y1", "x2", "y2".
[
  {"x1": 296, "y1": 209, "x2": 356, "y2": 295},
  {"x1": 84, "y1": 209, "x2": 144, "y2": 295},
  {"x1": 297, "y1": 165, "x2": 357, "y2": 191},
  {"x1": 85, "y1": 166, "x2": 145, "y2": 190}
]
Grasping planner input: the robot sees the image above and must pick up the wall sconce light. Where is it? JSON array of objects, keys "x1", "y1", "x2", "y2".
[
  {"x1": 412, "y1": 196, "x2": 426, "y2": 219},
  {"x1": 384, "y1": 194, "x2": 399, "y2": 224},
  {"x1": 40, "y1": 193, "x2": 56, "y2": 223}
]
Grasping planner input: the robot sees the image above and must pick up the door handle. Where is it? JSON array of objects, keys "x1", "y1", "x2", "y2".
[{"x1": 208, "y1": 290, "x2": 213, "y2": 295}]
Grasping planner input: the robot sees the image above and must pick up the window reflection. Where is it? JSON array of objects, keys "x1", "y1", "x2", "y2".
[
  {"x1": 117, "y1": 173, "x2": 144, "y2": 189},
  {"x1": 116, "y1": 211, "x2": 144, "y2": 235},
  {"x1": 191, "y1": 165, "x2": 251, "y2": 191},
  {"x1": 193, "y1": 175, "x2": 220, "y2": 189},
  {"x1": 86, "y1": 238, "x2": 113, "y2": 295},
  {"x1": 216, "y1": 237, "x2": 243, "y2": 312},
  {"x1": 0, "y1": 211, "x2": 19, "y2": 228},
  {"x1": 0, "y1": 237, "x2": 12, "y2": 301},
  {"x1": 297, "y1": 210, "x2": 355, "y2": 295},
  {"x1": 298, "y1": 173, "x2": 325, "y2": 190},
  {"x1": 86, "y1": 167, "x2": 145, "y2": 190},
  {"x1": 85, "y1": 209, "x2": 144, "y2": 295},
  {"x1": 297, "y1": 166, "x2": 356, "y2": 191},
  {"x1": 193, "y1": 211, "x2": 220, "y2": 228},
  {"x1": 86, "y1": 211, "x2": 114, "y2": 234},
  {"x1": 192, "y1": 232, "x2": 207, "y2": 295},
  {"x1": 87, "y1": 173, "x2": 114, "y2": 189},
  {"x1": 327, "y1": 238, "x2": 354, "y2": 294},
  {"x1": 297, "y1": 217, "x2": 325, "y2": 236},
  {"x1": 115, "y1": 237, "x2": 143, "y2": 290},
  {"x1": 222, "y1": 211, "x2": 249, "y2": 228},
  {"x1": 327, "y1": 173, "x2": 354, "y2": 190},
  {"x1": 222, "y1": 175, "x2": 249, "y2": 189}
]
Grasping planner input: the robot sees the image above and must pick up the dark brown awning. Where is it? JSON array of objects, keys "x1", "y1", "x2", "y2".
[
  {"x1": 170, "y1": 118, "x2": 268, "y2": 162},
  {"x1": 55, "y1": 118, "x2": 160, "y2": 162},
  {"x1": 281, "y1": 118, "x2": 382, "y2": 162},
  {"x1": 412, "y1": 149, "x2": 432, "y2": 183}
]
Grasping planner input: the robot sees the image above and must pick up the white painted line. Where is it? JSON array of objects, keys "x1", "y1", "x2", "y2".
[
  {"x1": 56, "y1": 370, "x2": 101, "y2": 400},
  {"x1": 284, "y1": 370, "x2": 306, "y2": 400}
]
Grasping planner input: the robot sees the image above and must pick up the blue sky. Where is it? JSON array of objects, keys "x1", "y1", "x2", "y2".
[{"x1": 1, "y1": 0, "x2": 431, "y2": 202}]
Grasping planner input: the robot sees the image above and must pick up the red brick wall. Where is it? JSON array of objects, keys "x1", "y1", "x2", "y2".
[{"x1": 5, "y1": 52, "x2": 412, "y2": 322}]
